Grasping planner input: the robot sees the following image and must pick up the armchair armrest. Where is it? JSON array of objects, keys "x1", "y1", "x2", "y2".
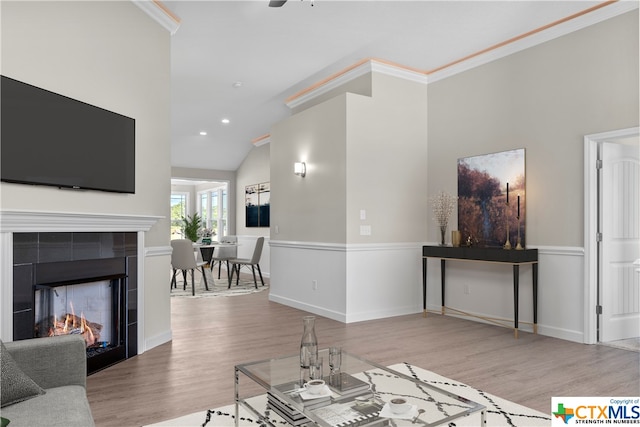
[{"x1": 4, "y1": 335, "x2": 87, "y2": 389}]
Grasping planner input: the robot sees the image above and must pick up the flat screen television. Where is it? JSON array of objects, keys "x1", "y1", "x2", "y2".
[{"x1": 1, "y1": 75, "x2": 135, "y2": 194}]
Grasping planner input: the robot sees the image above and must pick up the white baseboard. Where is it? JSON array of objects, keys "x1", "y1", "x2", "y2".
[{"x1": 144, "y1": 329, "x2": 172, "y2": 354}]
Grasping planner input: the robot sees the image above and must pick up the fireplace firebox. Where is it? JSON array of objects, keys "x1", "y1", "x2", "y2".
[{"x1": 12, "y1": 232, "x2": 138, "y2": 374}]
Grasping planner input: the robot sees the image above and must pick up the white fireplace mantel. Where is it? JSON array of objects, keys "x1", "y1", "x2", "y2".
[
  {"x1": 0, "y1": 209, "x2": 162, "y2": 233},
  {"x1": 0, "y1": 209, "x2": 163, "y2": 345}
]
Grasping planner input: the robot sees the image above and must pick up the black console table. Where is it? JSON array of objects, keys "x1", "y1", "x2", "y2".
[{"x1": 422, "y1": 246, "x2": 538, "y2": 338}]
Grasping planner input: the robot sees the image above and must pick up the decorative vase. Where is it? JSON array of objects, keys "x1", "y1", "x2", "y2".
[
  {"x1": 299, "y1": 316, "x2": 318, "y2": 369},
  {"x1": 439, "y1": 225, "x2": 447, "y2": 246},
  {"x1": 451, "y1": 230, "x2": 461, "y2": 247}
]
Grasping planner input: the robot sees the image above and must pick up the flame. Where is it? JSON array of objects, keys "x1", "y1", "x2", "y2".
[{"x1": 45, "y1": 304, "x2": 98, "y2": 346}]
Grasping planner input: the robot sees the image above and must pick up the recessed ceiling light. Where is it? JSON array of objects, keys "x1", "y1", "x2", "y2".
[
  {"x1": 232, "y1": 81, "x2": 243, "y2": 88},
  {"x1": 221, "y1": 118, "x2": 230, "y2": 125},
  {"x1": 199, "y1": 131, "x2": 207, "y2": 136}
]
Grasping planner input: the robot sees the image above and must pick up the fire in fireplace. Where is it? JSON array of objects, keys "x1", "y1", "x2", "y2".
[
  {"x1": 12, "y1": 231, "x2": 138, "y2": 374},
  {"x1": 34, "y1": 279, "x2": 124, "y2": 359}
]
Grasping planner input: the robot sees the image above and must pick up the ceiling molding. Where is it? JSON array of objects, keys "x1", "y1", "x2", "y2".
[
  {"x1": 132, "y1": 0, "x2": 181, "y2": 35},
  {"x1": 428, "y1": 0, "x2": 638, "y2": 83},
  {"x1": 284, "y1": 1, "x2": 636, "y2": 106},
  {"x1": 252, "y1": 134, "x2": 271, "y2": 147},
  {"x1": 285, "y1": 58, "x2": 427, "y2": 110}
]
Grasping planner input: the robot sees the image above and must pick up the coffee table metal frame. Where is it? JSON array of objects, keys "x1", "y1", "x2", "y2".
[{"x1": 234, "y1": 349, "x2": 486, "y2": 427}]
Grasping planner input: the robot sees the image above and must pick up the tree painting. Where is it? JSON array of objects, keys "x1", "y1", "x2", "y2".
[{"x1": 457, "y1": 149, "x2": 525, "y2": 248}]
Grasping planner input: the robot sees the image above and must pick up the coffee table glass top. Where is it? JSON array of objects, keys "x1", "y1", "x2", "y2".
[{"x1": 235, "y1": 349, "x2": 485, "y2": 427}]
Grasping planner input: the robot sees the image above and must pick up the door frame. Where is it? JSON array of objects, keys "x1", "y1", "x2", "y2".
[{"x1": 584, "y1": 126, "x2": 639, "y2": 344}]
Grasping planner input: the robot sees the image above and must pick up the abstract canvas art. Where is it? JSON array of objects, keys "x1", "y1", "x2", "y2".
[
  {"x1": 457, "y1": 149, "x2": 525, "y2": 248},
  {"x1": 245, "y1": 182, "x2": 270, "y2": 227}
]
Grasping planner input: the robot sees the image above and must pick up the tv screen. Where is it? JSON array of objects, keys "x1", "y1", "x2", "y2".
[{"x1": 1, "y1": 75, "x2": 135, "y2": 194}]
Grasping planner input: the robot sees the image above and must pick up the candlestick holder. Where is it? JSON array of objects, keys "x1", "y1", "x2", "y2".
[
  {"x1": 503, "y1": 202, "x2": 512, "y2": 250},
  {"x1": 516, "y1": 216, "x2": 523, "y2": 250}
]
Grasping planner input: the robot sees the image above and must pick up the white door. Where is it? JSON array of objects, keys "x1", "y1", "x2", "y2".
[{"x1": 600, "y1": 141, "x2": 640, "y2": 342}]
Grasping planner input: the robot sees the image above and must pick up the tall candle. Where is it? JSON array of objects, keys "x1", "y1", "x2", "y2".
[
  {"x1": 517, "y1": 195, "x2": 520, "y2": 218},
  {"x1": 506, "y1": 182, "x2": 509, "y2": 204}
]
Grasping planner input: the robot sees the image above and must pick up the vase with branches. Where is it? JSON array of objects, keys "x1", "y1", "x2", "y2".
[
  {"x1": 181, "y1": 213, "x2": 202, "y2": 242},
  {"x1": 430, "y1": 191, "x2": 457, "y2": 246}
]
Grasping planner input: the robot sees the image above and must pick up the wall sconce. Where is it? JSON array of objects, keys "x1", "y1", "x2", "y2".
[{"x1": 294, "y1": 161, "x2": 306, "y2": 177}]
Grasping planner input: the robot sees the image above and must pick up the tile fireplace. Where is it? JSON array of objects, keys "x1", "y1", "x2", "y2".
[{"x1": 12, "y1": 232, "x2": 138, "y2": 374}]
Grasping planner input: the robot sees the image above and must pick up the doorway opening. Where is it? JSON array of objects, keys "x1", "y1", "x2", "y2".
[{"x1": 171, "y1": 179, "x2": 231, "y2": 241}]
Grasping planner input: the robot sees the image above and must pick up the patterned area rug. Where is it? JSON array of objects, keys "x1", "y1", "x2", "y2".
[
  {"x1": 146, "y1": 363, "x2": 550, "y2": 426},
  {"x1": 170, "y1": 271, "x2": 268, "y2": 298}
]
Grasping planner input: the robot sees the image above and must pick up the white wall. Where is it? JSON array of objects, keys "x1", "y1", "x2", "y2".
[{"x1": 0, "y1": 1, "x2": 172, "y2": 350}]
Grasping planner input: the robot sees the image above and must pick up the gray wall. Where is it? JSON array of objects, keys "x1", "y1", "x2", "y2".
[{"x1": 427, "y1": 10, "x2": 639, "y2": 247}]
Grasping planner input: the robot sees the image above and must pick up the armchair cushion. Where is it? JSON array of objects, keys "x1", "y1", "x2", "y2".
[{"x1": 0, "y1": 340, "x2": 45, "y2": 407}]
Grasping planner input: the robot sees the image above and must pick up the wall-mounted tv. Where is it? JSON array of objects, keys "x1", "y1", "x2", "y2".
[{"x1": 1, "y1": 75, "x2": 135, "y2": 194}]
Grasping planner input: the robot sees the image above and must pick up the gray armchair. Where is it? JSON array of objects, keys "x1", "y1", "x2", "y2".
[{"x1": 1, "y1": 335, "x2": 95, "y2": 426}]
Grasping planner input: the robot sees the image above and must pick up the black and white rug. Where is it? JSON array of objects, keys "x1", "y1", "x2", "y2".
[
  {"x1": 170, "y1": 272, "x2": 268, "y2": 298},
  {"x1": 146, "y1": 363, "x2": 550, "y2": 426}
]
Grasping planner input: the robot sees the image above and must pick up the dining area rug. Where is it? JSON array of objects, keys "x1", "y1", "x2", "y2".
[
  {"x1": 170, "y1": 272, "x2": 268, "y2": 298},
  {"x1": 145, "y1": 363, "x2": 550, "y2": 426}
]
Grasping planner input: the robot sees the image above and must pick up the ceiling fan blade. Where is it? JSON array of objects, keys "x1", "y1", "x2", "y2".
[{"x1": 268, "y1": 0, "x2": 287, "y2": 7}]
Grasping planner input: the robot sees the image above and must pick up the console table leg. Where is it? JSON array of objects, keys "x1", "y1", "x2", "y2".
[
  {"x1": 441, "y1": 259, "x2": 446, "y2": 315},
  {"x1": 423, "y1": 257, "x2": 427, "y2": 317},
  {"x1": 533, "y1": 262, "x2": 538, "y2": 334},
  {"x1": 513, "y1": 264, "x2": 519, "y2": 339}
]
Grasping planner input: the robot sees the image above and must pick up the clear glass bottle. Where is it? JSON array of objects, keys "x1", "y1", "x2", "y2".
[{"x1": 299, "y1": 316, "x2": 318, "y2": 369}]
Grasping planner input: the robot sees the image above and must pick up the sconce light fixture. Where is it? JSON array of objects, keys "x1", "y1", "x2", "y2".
[{"x1": 294, "y1": 162, "x2": 306, "y2": 177}]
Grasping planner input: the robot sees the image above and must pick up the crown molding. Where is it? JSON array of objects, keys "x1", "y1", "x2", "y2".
[
  {"x1": 285, "y1": 59, "x2": 427, "y2": 110},
  {"x1": 252, "y1": 134, "x2": 271, "y2": 147},
  {"x1": 284, "y1": 1, "x2": 637, "y2": 105},
  {"x1": 132, "y1": 0, "x2": 181, "y2": 35},
  {"x1": 428, "y1": 1, "x2": 638, "y2": 83}
]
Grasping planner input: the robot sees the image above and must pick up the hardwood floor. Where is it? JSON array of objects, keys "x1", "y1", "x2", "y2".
[{"x1": 87, "y1": 275, "x2": 640, "y2": 426}]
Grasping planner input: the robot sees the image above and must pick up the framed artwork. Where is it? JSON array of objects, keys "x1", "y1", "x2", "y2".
[
  {"x1": 246, "y1": 182, "x2": 270, "y2": 227},
  {"x1": 457, "y1": 149, "x2": 525, "y2": 248}
]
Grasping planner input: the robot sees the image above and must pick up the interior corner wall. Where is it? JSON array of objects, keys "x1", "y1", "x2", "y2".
[
  {"x1": 346, "y1": 72, "x2": 429, "y2": 244},
  {"x1": 269, "y1": 72, "x2": 430, "y2": 322},
  {"x1": 0, "y1": 1, "x2": 172, "y2": 350},
  {"x1": 426, "y1": 10, "x2": 639, "y2": 342},
  {"x1": 234, "y1": 144, "x2": 271, "y2": 274}
]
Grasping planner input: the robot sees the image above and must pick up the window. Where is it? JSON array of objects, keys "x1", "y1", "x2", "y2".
[
  {"x1": 196, "y1": 184, "x2": 229, "y2": 238},
  {"x1": 170, "y1": 193, "x2": 188, "y2": 239}
]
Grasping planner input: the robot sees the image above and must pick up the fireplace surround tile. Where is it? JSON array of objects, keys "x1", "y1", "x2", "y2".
[
  {"x1": 39, "y1": 232, "x2": 73, "y2": 263},
  {"x1": 13, "y1": 233, "x2": 38, "y2": 265},
  {"x1": 12, "y1": 231, "x2": 138, "y2": 374}
]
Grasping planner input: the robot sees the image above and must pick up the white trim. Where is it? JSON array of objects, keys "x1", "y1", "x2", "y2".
[
  {"x1": 285, "y1": 60, "x2": 427, "y2": 110},
  {"x1": 145, "y1": 245, "x2": 172, "y2": 257},
  {"x1": 269, "y1": 240, "x2": 422, "y2": 252},
  {"x1": 145, "y1": 330, "x2": 172, "y2": 351},
  {"x1": 284, "y1": 2, "x2": 637, "y2": 107},
  {"x1": 253, "y1": 135, "x2": 271, "y2": 147},
  {"x1": 0, "y1": 233, "x2": 13, "y2": 341},
  {"x1": 584, "y1": 127, "x2": 640, "y2": 345},
  {"x1": 132, "y1": 0, "x2": 181, "y2": 35},
  {"x1": 0, "y1": 210, "x2": 162, "y2": 233},
  {"x1": 137, "y1": 232, "x2": 146, "y2": 354},
  {"x1": 428, "y1": 1, "x2": 638, "y2": 84}
]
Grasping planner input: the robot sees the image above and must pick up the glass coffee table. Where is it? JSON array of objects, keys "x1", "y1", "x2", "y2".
[{"x1": 235, "y1": 349, "x2": 486, "y2": 426}]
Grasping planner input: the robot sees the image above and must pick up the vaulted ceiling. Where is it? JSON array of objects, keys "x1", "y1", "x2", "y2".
[{"x1": 162, "y1": 1, "x2": 630, "y2": 172}]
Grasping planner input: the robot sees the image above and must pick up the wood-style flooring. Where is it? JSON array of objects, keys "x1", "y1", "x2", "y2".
[{"x1": 86, "y1": 274, "x2": 640, "y2": 426}]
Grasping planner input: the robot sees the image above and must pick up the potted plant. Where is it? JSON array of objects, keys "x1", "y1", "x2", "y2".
[{"x1": 181, "y1": 213, "x2": 202, "y2": 242}]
